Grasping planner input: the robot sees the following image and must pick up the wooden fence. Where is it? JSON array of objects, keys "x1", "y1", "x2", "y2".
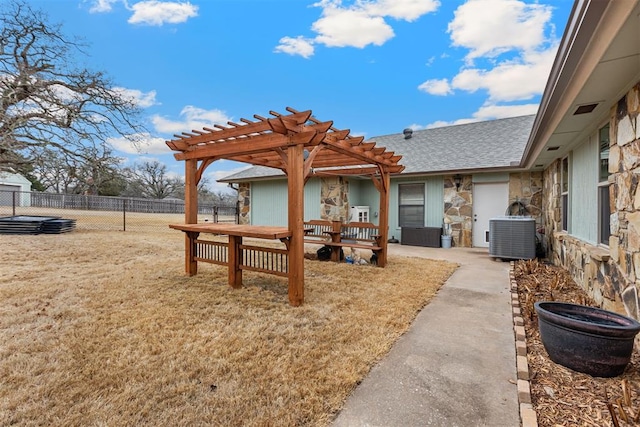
[
  {"x1": 0, "y1": 190, "x2": 239, "y2": 231},
  {"x1": 0, "y1": 190, "x2": 238, "y2": 217}
]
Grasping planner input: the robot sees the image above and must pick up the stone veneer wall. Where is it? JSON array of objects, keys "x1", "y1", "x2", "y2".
[
  {"x1": 541, "y1": 160, "x2": 562, "y2": 259},
  {"x1": 508, "y1": 172, "x2": 543, "y2": 254},
  {"x1": 443, "y1": 173, "x2": 543, "y2": 248},
  {"x1": 444, "y1": 175, "x2": 472, "y2": 247},
  {"x1": 320, "y1": 177, "x2": 349, "y2": 221},
  {"x1": 543, "y1": 82, "x2": 640, "y2": 319},
  {"x1": 508, "y1": 172, "x2": 543, "y2": 221},
  {"x1": 237, "y1": 183, "x2": 250, "y2": 225}
]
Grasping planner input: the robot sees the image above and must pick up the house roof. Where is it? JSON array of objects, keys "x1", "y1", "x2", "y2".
[
  {"x1": 220, "y1": 114, "x2": 535, "y2": 182},
  {"x1": 371, "y1": 114, "x2": 535, "y2": 175},
  {"x1": 0, "y1": 172, "x2": 31, "y2": 185}
]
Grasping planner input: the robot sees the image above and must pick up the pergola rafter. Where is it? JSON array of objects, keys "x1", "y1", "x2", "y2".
[
  {"x1": 167, "y1": 107, "x2": 402, "y2": 177},
  {"x1": 166, "y1": 107, "x2": 404, "y2": 306}
]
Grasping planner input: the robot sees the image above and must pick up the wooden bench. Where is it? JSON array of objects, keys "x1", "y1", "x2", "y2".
[{"x1": 303, "y1": 220, "x2": 383, "y2": 263}]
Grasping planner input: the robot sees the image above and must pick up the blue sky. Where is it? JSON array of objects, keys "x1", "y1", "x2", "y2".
[{"x1": 32, "y1": 0, "x2": 573, "y2": 192}]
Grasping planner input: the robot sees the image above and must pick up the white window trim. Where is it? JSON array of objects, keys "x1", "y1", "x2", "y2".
[
  {"x1": 597, "y1": 123, "x2": 610, "y2": 247},
  {"x1": 561, "y1": 155, "x2": 570, "y2": 233}
]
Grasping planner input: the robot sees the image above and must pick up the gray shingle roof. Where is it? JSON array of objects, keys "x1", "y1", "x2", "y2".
[{"x1": 219, "y1": 114, "x2": 535, "y2": 182}]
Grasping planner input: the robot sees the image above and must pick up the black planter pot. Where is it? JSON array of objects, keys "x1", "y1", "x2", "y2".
[{"x1": 534, "y1": 301, "x2": 640, "y2": 377}]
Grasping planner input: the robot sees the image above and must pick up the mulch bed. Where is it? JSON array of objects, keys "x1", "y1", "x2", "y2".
[{"x1": 513, "y1": 259, "x2": 640, "y2": 427}]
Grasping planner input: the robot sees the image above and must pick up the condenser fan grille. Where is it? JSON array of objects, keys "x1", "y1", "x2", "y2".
[{"x1": 489, "y1": 216, "x2": 536, "y2": 260}]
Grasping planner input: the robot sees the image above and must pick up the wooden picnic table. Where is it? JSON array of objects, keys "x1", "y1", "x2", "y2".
[{"x1": 169, "y1": 223, "x2": 292, "y2": 288}]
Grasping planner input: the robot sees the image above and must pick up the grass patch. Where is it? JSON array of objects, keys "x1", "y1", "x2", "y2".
[{"x1": 0, "y1": 229, "x2": 456, "y2": 426}]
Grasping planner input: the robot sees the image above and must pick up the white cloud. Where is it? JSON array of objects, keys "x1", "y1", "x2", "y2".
[
  {"x1": 112, "y1": 87, "x2": 159, "y2": 108},
  {"x1": 421, "y1": 102, "x2": 539, "y2": 128},
  {"x1": 108, "y1": 133, "x2": 170, "y2": 154},
  {"x1": 471, "y1": 102, "x2": 539, "y2": 120},
  {"x1": 419, "y1": 0, "x2": 559, "y2": 122},
  {"x1": 128, "y1": 1, "x2": 198, "y2": 26},
  {"x1": 205, "y1": 165, "x2": 253, "y2": 193},
  {"x1": 363, "y1": 0, "x2": 440, "y2": 22},
  {"x1": 448, "y1": 0, "x2": 553, "y2": 61},
  {"x1": 274, "y1": 36, "x2": 315, "y2": 59},
  {"x1": 418, "y1": 78, "x2": 452, "y2": 96},
  {"x1": 152, "y1": 106, "x2": 232, "y2": 135},
  {"x1": 451, "y1": 44, "x2": 558, "y2": 102},
  {"x1": 88, "y1": 0, "x2": 119, "y2": 13},
  {"x1": 423, "y1": 118, "x2": 478, "y2": 129},
  {"x1": 276, "y1": 0, "x2": 440, "y2": 57},
  {"x1": 312, "y1": 8, "x2": 394, "y2": 48},
  {"x1": 87, "y1": 1, "x2": 198, "y2": 26}
]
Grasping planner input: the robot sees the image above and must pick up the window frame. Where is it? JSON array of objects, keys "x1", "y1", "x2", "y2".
[
  {"x1": 398, "y1": 182, "x2": 425, "y2": 228},
  {"x1": 561, "y1": 156, "x2": 569, "y2": 232},
  {"x1": 598, "y1": 123, "x2": 611, "y2": 246}
]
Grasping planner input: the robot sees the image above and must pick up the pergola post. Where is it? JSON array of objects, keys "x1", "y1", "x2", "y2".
[
  {"x1": 376, "y1": 171, "x2": 391, "y2": 267},
  {"x1": 184, "y1": 159, "x2": 198, "y2": 275},
  {"x1": 287, "y1": 144, "x2": 305, "y2": 306}
]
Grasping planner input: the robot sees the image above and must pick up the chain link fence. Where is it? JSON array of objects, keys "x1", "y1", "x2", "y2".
[{"x1": 0, "y1": 190, "x2": 239, "y2": 233}]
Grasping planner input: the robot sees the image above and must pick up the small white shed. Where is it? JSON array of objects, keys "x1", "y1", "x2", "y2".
[{"x1": 0, "y1": 172, "x2": 32, "y2": 207}]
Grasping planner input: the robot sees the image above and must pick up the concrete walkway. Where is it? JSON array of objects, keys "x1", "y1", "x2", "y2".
[{"x1": 332, "y1": 245, "x2": 519, "y2": 427}]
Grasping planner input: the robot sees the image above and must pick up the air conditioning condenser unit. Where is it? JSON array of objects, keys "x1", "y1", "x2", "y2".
[{"x1": 489, "y1": 216, "x2": 536, "y2": 260}]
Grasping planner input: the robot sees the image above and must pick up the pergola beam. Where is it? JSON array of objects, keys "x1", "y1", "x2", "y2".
[
  {"x1": 167, "y1": 110, "x2": 313, "y2": 149},
  {"x1": 311, "y1": 165, "x2": 404, "y2": 176}
]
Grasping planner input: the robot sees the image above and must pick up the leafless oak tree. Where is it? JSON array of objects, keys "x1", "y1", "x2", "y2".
[
  {"x1": 31, "y1": 145, "x2": 126, "y2": 195},
  {"x1": 123, "y1": 160, "x2": 182, "y2": 200},
  {"x1": 0, "y1": 0, "x2": 146, "y2": 175}
]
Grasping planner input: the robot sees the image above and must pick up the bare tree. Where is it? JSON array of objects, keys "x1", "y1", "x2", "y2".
[
  {"x1": 30, "y1": 149, "x2": 77, "y2": 193},
  {"x1": 123, "y1": 160, "x2": 181, "y2": 199},
  {"x1": 31, "y1": 146, "x2": 125, "y2": 195},
  {"x1": 171, "y1": 175, "x2": 219, "y2": 203},
  {"x1": 0, "y1": 0, "x2": 146, "y2": 174}
]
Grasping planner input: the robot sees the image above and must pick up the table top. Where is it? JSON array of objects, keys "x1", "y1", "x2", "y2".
[{"x1": 169, "y1": 223, "x2": 292, "y2": 240}]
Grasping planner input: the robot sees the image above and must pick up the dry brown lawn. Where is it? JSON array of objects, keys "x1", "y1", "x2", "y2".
[{"x1": 0, "y1": 225, "x2": 456, "y2": 426}]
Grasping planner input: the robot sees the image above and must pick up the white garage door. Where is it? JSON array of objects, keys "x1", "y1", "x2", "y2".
[{"x1": 0, "y1": 184, "x2": 20, "y2": 206}]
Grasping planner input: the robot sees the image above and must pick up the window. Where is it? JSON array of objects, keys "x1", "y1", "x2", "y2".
[
  {"x1": 598, "y1": 124, "x2": 610, "y2": 245},
  {"x1": 399, "y1": 183, "x2": 424, "y2": 227},
  {"x1": 561, "y1": 156, "x2": 569, "y2": 232}
]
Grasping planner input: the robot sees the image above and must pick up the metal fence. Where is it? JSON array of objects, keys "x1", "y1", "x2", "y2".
[{"x1": 0, "y1": 190, "x2": 239, "y2": 232}]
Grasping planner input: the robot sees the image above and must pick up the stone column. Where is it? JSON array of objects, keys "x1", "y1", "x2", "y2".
[
  {"x1": 444, "y1": 175, "x2": 472, "y2": 247},
  {"x1": 238, "y1": 183, "x2": 251, "y2": 225},
  {"x1": 320, "y1": 176, "x2": 350, "y2": 221}
]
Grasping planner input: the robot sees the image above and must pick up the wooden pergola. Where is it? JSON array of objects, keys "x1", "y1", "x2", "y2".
[{"x1": 166, "y1": 107, "x2": 404, "y2": 306}]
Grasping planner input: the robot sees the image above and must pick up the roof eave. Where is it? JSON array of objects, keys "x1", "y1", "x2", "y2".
[{"x1": 521, "y1": 0, "x2": 639, "y2": 169}]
